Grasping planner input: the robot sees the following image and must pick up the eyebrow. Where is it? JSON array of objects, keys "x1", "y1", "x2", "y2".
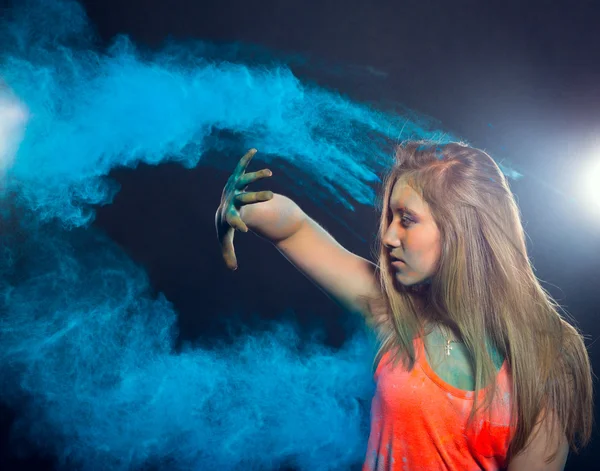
[{"x1": 390, "y1": 204, "x2": 418, "y2": 217}]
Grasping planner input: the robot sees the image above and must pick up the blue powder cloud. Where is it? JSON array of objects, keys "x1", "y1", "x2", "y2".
[
  {"x1": 0, "y1": 0, "x2": 473, "y2": 228},
  {"x1": 0, "y1": 211, "x2": 375, "y2": 470},
  {"x1": 0, "y1": 1, "x2": 522, "y2": 470}
]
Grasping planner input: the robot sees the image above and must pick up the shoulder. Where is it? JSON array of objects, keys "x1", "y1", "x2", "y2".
[{"x1": 507, "y1": 410, "x2": 569, "y2": 471}]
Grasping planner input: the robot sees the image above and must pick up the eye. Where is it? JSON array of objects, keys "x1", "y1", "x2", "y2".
[
  {"x1": 400, "y1": 215, "x2": 414, "y2": 227},
  {"x1": 388, "y1": 209, "x2": 414, "y2": 227}
]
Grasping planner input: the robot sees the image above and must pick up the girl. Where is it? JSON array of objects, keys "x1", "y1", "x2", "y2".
[{"x1": 215, "y1": 142, "x2": 592, "y2": 470}]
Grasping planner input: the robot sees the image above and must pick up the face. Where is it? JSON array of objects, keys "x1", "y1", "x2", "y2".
[{"x1": 382, "y1": 179, "x2": 441, "y2": 286}]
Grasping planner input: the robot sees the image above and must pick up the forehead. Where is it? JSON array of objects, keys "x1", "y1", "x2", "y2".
[{"x1": 389, "y1": 179, "x2": 429, "y2": 214}]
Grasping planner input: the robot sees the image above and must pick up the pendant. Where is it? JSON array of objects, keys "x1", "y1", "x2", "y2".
[{"x1": 445, "y1": 339, "x2": 453, "y2": 356}]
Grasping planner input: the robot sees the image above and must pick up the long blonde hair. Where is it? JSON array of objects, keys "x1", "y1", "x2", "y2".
[{"x1": 359, "y1": 141, "x2": 593, "y2": 463}]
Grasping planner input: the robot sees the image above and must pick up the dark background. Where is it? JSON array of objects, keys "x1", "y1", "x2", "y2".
[{"x1": 2, "y1": 0, "x2": 600, "y2": 469}]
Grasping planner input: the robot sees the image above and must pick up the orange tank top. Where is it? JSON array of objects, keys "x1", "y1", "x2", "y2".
[{"x1": 363, "y1": 334, "x2": 515, "y2": 471}]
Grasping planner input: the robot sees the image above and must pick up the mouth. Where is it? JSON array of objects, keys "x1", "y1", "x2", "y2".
[{"x1": 390, "y1": 258, "x2": 406, "y2": 267}]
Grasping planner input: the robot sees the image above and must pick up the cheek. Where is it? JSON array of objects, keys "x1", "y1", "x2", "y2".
[{"x1": 408, "y1": 232, "x2": 441, "y2": 267}]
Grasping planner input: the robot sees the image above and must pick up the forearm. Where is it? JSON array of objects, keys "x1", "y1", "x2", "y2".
[{"x1": 239, "y1": 193, "x2": 307, "y2": 244}]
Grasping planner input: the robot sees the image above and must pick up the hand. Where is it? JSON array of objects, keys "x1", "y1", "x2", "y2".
[{"x1": 215, "y1": 149, "x2": 274, "y2": 270}]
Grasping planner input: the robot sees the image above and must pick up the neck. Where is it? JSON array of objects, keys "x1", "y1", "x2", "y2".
[
  {"x1": 407, "y1": 277, "x2": 431, "y2": 295},
  {"x1": 406, "y1": 280, "x2": 430, "y2": 312},
  {"x1": 435, "y1": 323, "x2": 461, "y2": 342},
  {"x1": 421, "y1": 320, "x2": 461, "y2": 343}
]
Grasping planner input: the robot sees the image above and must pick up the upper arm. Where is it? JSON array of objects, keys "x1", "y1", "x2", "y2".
[
  {"x1": 275, "y1": 216, "x2": 383, "y2": 319},
  {"x1": 507, "y1": 412, "x2": 569, "y2": 471}
]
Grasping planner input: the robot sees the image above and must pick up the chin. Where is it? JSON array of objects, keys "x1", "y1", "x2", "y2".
[{"x1": 396, "y1": 274, "x2": 431, "y2": 289}]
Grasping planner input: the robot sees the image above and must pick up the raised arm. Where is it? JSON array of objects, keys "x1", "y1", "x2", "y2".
[
  {"x1": 246, "y1": 194, "x2": 381, "y2": 317},
  {"x1": 215, "y1": 149, "x2": 382, "y2": 320}
]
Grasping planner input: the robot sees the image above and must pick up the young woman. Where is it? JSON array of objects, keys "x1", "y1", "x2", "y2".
[{"x1": 215, "y1": 142, "x2": 593, "y2": 470}]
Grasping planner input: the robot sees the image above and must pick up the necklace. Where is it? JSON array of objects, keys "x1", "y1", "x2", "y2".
[
  {"x1": 443, "y1": 337, "x2": 460, "y2": 356},
  {"x1": 429, "y1": 324, "x2": 461, "y2": 356}
]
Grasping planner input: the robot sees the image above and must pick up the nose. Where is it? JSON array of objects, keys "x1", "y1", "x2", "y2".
[{"x1": 382, "y1": 222, "x2": 403, "y2": 249}]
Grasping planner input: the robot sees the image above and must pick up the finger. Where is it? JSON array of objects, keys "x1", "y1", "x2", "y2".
[
  {"x1": 221, "y1": 228, "x2": 238, "y2": 270},
  {"x1": 226, "y1": 212, "x2": 249, "y2": 233},
  {"x1": 235, "y1": 191, "x2": 274, "y2": 205},
  {"x1": 233, "y1": 149, "x2": 257, "y2": 177},
  {"x1": 237, "y1": 168, "x2": 272, "y2": 188}
]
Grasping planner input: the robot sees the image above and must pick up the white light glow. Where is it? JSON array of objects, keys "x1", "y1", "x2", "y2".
[
  {"x1": 582, "y1": 156, "x2": 600, "y2": 215},
  {"x1": 0, "y1": 87, "x2": 29, "y2": 178}
]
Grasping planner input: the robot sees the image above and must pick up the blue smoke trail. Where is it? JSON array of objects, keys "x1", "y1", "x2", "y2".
[
  {"x1": 0, "y1": 209, "x2": 375, "y2": 470},
  {"x1": 0, "y1": 0, "x2": 474, "y2": 229},
  {"x1": 0, "y1": 1, "x2": 522, "y2": 470}
]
